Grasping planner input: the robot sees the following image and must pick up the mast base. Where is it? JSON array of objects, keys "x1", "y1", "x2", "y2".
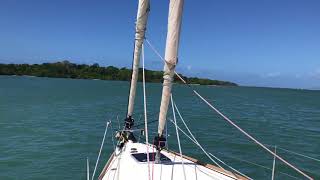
[
  {"x1": 124, "y1": 116, "x2": 134, "y2": 129},
  {"x1": 153, "y1": 135, "x2": 166, "y2": 163},
  {"x1": 153, "y1": 135, "x2": 166, "y2": 150}
]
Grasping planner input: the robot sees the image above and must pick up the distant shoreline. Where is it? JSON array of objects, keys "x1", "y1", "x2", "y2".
[{"x1": 0, "y1": 61, "x2": 238, "y2": 86}]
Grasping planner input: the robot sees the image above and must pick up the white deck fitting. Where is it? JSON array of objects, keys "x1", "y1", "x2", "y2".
[{"x1": 99, "y1": 141, "x2": 247, "y2": 180}]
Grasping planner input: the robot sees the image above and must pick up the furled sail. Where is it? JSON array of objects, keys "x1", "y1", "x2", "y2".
[
  {"x1": 157, "y1": 0, "x2": 184, "y2": 136},
  {"x1": 126, "y1": 0, "x2": 150, "y2": 121}
]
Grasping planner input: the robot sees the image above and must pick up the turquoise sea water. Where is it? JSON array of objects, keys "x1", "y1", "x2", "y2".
[{"x1": 0, "y1": 76, "x2": 319, "y2": 180}]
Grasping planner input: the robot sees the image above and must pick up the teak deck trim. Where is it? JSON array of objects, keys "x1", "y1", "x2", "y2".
[{"x1": 165, "y1": 149, "x2": 248, "y2": 180}]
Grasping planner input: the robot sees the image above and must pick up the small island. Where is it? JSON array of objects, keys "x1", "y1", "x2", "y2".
[{"x1": 0, "y1": 61, "x2": 237, "y2": 86}]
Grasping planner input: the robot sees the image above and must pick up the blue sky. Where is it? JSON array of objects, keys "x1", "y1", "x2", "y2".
[{"x1": 0, "y1": 0, "x2": 319, "y2": 89}]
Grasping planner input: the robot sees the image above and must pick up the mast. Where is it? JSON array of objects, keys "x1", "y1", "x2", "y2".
[
  {"x1": 155, "y1": 0, "x2": 184, "y2": 144},
  {"x1": 125, "y1": 0, "x2": 150, "y2": 129}
]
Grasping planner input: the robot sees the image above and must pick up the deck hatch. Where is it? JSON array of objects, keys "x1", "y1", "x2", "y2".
[{"x1": 131, "y1": 152, "x2": 171, "y2": 162}]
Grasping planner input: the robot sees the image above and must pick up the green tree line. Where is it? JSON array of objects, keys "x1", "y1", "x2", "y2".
[{"x1": 0, "y1": 61, "x2": 237, "y2": 86}]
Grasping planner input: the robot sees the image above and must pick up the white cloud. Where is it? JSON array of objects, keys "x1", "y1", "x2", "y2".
[
  {"x1": 295, "y1": 73, "x2": 302, "y2": 78},
  {"x1": 187, "y1": 65, "x2": 192, "y2": 71},
  {"x1": 310, "y1": 68, "x2": 320, "y2": 79},
  {"x1": 315, "y1": 70, "x2": 320, "y2": 79},
  {"x1": 262, "y1": 72, "x2": 281, "y2": 78}
]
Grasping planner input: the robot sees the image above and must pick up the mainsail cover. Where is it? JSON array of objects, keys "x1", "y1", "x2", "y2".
[
  {"x1": 158, "y1": 0, "x2": 184, "y2": 136},
  {"x1": 127, "y1": 0, "x2": 150, "y2": 118}
]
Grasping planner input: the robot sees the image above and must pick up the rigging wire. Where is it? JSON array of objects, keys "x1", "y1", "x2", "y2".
[
  {"x1": 278, "y1": 147, "x2": 320, "y2": 163},
  {"x1": 166, "y1": 119, "x2": 169, "y2": 149},
  {"x1": 174, "y1": 97, "x2": 250, "y2": 178},
  {"x1": 193, "y1": 91, "x2": 313, "y2": 180},
  {"x1": 169, "y1": 118, "x2": 301, "y2": 180},
  {"x1": 263, "y1": 144, "x2": 320, "y2": 163},
  {"x1": 87, "y1": 158, "x2": 90, "y2": 180},
  {"x1": 170, "y1": 94, "x2": 187, "y2": 180},
  {"x1": 144, "y1": 38, "x2": 314, "y2": 180},
  {"x1": 109, "y1": 121, "x2": 116, "y2": 151},
  {"x1": 167, "y1": 110, "x2": 248, "y2": 179},
  {"x1": 172, "y1": 101, "x2": 224, "y2": 169},
  {"x1": 151, "y1": 141, "x2": 155, "y2": 180},
  {"x1": 217, "y1": 153, "x2": 302, "y2": 180},
  {"x1": 271, "y1": 146, "x2": 277, "y2": 180},
  {"x1": 168, "y1": 118, "x2": 251, "y2": 179},
  {"x1": 91, "y1": 121, "x2": 111, "y2": 180},
  {"x1": 116, "y1": 115, "x2": 120, "y2": 129},
  {"x1": 209, "y1": 153, "x2": 253, "y2": 180},
  {"x1": 142, "y1": 43, "x2": 151, "y2": 180}
]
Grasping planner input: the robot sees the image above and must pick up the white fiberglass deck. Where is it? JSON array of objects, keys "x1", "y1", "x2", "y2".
[{"x1": 99, "y1": 141, "x2": 246, "y2": 180}]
